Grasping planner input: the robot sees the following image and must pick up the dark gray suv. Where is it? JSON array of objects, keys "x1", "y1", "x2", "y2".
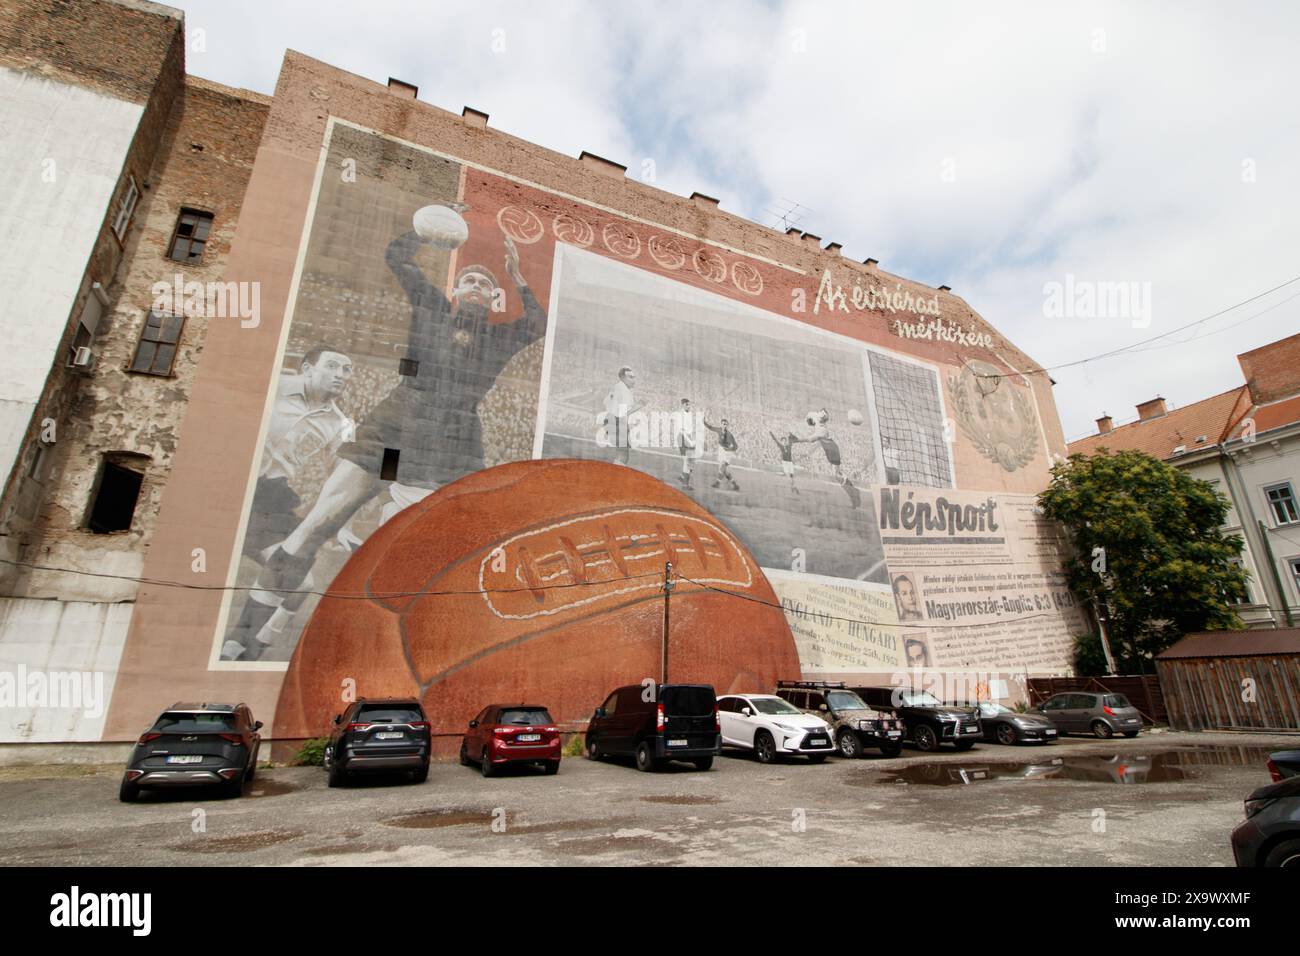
[
  {"x1": 1035, "y1": 692, "x2": 1143, "y2": 738},
  {"x1": 120, "y1": 702, "x2": 262, "y2": 801}
]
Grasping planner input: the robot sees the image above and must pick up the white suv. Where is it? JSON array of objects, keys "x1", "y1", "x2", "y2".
[{"x1": 718, "y1": 694, "x2": 835, "y2": 763}]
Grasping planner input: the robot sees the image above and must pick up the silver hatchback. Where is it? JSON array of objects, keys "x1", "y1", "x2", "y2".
[{"x1": 1035, "y1": 692, "x2": 1143, "y2": 739}]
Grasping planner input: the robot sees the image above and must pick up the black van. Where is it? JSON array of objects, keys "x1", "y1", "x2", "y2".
[{"x1": 586, "y1": 683, "x2": 720, "y2": 772}]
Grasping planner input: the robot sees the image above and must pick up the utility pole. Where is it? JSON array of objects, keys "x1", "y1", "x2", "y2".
[{"x1": 661, "y1": 561, "x2": 673, "y2": 684}]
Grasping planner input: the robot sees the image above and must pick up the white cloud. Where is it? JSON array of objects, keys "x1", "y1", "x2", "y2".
[{"x1": 171, "y1": 0, "x2": 1300, "y2": 439}]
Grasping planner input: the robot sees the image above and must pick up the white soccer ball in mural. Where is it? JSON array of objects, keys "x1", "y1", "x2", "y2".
[
  {"x1": 413, "y1": 204, "x2": 469, "y2": 249},
  {"x1": 847, "y1": 408, "x2": 864, "y2": 426}
]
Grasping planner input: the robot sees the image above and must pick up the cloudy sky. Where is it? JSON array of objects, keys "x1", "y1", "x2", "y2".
[{"x1": 169, "y1": 0, "x2": 1300, "y2": 442}]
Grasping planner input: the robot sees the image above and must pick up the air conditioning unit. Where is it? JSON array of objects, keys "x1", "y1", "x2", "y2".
[{"x1": 71, "y1": 346, "x2": 94, "y2": 369}]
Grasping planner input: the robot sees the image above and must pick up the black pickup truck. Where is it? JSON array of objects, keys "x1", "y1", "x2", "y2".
[{"x1": 853, "y1": 686, "x2": 982, "y2": 752}]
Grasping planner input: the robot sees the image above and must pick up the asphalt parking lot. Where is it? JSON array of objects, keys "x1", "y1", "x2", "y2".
[{"x1": 0, "y1": 731, "x2": 1292, "y2": 866}]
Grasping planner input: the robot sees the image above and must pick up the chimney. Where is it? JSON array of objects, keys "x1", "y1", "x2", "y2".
[
  {"x1": 1136, "y1": 397, "x2": 1167, "y2": 421},
  {"x1": 825, "y1": 241, "x2": 842, "y2": 256},
  {"x1": 938, "y1": 284, "x2": 952, "y2": 292},
  {"x1": 1096, "y1": 414, "x2": 1113, "y2": 435},
  {"x1": 578, "y1": 151, "x2": 627, "y2": 178},
  {"x1": 461, "y1": 106, "x2": 489, "y2": 128},
  {"x1": 785, "y1": 227, "x2": 803, "y2": 239},
  {"x1": 801, "y1": 232, "x2": 822, "y2": 250},
  {"x1": 1238, "y1": 332, "x2": 1300, "y2": 405},
  {"x1": 690, "y1": 191, "x2": 720, "y2": 210},
  {"x1": 863, "y1": 257, "x2": 879, "y2": 268},
  {"x1": 387, "y1": 77, "x2": 418, "y2": 99}
]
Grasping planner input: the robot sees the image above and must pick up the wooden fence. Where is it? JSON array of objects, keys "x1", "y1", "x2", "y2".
[{"x1": 1156, "y1": 655, "x2": 1300, "y2": 732}]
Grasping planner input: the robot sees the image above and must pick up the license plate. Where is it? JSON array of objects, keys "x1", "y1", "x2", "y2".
[
  {"x1": 518, "y1": 733, "x2": 541, "y2": 742},
  {"x1": 668, "y1": 738, "x2": 688, "y2": 747},
  {"x1": 166, "y1": 754, "x2": 202, "y2": 764},
  {"x1": 887, "y1": 730, "x2": 903, "y2": 738},
  {"x1": 375, "y1": 731, "x2": 403, "y2": 740},
  {"x1": 808, "y1": 737, "x2": 829, "y2": 747},
  {"x1": 1126, "y1": 719, "x2": 1139, "y2": 724},
  {"x1": 964, "y1": 725, "x2": 980, "y2": 733},
  {"x1": 1045, "y1": 729, "x2": 1057, "y2": 735}
]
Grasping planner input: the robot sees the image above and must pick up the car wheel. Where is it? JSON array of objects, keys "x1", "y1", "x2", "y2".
[
  {"x1": 586, "y1": 736, "x2": 601, "y2": 761},
  {"x1": 754, "y1": 730, "x2": 777, "y2": 764},
  {"x1": 692, "y1": 756, "x2": 714, "y2": 771},
  {"x1": 118, "y1": 779, "x2": 140, "y2": 803},
  {"x1": 411, "y1": 762, "x2": 429, "y2": 784},
  {"x1": 912, "y1": 725, "x2": 939, "y2": 752},
  {"x1": 1091, "y1": 720, "x2": 1114, "y2": 739},
  {"x1": 544, "y1": 761, "x2": 560, "y2": 776},
  {"x1": 635, "y1": 741, "x2": 657, "y2": 772},
  {"x1": 480, "y1": 749, "x2": 495, "y2": 777},
  {"x1": 1122, "y1": 731, "x2": 1140, "y2": 738},
  {"x1": 1264, "y1": 838, "x2": 1300, "y2": 868},
  {"x1": 836, "y1": 729, "x2": 861, "y2": 759},
  {"x1": 996, "y1": 723, "x2": 1019, "y2": 746},
  {"x1": 807, "y1": 753, "x2": 828, "y2": 764},
  {"x1": 879, "y1": 741, "x2": 903, "y2": 758},
  {"x1": 327, "y1": 760, "x2": 346, "y2": 788}
]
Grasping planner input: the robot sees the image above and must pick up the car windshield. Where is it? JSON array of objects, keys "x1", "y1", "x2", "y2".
[
  {"x1": 750, "y1": 697, "x2": 803, "y2": 716},
  {"x1": 661, "y1": 686, "x2": 715, "y2": 715},
  {"x1": 154, "y1": 712, "x2": 238, "y2": 732},
  {"x1": 1104, "y1": 695, "x2": 1131, "y2": 709},
  {"x1": 499, "y1": 708, "x2": 552, "y2": 725},
  {"x1": 900, "y1": 691, "x2": 944, "y2": 707},
  {"x1": 356, "y1": 707, "x2": 422, "y2": 723},
  {"x1": 827, "y1": 690, "x2": 869, "y2": 711}
]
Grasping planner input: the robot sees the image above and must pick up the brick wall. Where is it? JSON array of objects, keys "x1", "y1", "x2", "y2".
[{"x1": 1238, "y1": 332, "x2": 1300, "y2": 405}]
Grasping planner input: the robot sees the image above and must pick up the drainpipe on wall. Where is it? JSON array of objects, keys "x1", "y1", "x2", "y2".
[{"x1": 1257, "y1": 518, "x2": 1295, "y2": 627}]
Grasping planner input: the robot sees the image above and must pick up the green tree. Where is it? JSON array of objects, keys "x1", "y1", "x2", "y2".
[{"x1": 1038, "y1": 449, "x2": 1247, "y2": 672}]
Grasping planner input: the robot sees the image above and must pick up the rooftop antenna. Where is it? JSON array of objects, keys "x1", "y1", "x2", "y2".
[{"x1": 762, "y1": 197, "x2": 812, "y2": 233}]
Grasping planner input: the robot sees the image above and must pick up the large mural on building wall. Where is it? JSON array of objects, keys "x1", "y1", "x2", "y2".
[{"x1": 214, "y1": 117, "x2": 1085, "y2": 693}]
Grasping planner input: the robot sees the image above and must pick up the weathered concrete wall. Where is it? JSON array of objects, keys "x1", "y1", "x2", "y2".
[
  {"x1": 7, "y1": 76, "x2": 269, "y2": 603},
  {"x1": 0, "y1": 597, "x2": 134, "y2": 742},
  {"x1": 0, "y1": 66, "x2": 142, "y2": 514}
]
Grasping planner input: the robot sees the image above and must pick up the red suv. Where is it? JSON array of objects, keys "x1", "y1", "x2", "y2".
[{"x1": 460, "y1": 704, "x2": 561, "y2": 776}]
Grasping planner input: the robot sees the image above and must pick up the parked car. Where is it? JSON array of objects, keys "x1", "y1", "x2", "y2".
[
  {"x1": 120, "y1": 702, "x2": 261, "y2": 802},
  {"x1": 460, "y1": 703, "x2": 561, "y2": 776},
  {"x1": 586, "y1": 683, "x2": 720, "y2": 772},
  {"x1": 776, "y1": 681, "x2": 905, "y2": 758},
  {"x1": 974, "y1": 702, "x2": 1058, "y2": 745},
  {"x1": 323, "y1": 698, "x2": 430, "y2": 786},
  {"x1": 1267, "y1": 750, "x2": 1300, "y2": 781},
  {"x1": 1034, "y1": 692, "x2": 1142, "y2": 739},
  {"x1": 718, "y1": 693, "x2": 834, "y2": 763},
  {"x1": 854, "y1": 686, "x2": 981, "y2": 752},
  {"x1": 1230, "y1": 774, "x2": 1300, "y2": 868}
]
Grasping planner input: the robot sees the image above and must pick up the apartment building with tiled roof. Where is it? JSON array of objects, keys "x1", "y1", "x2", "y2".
[{"x1": 1068, "y1": 332, "x2": 1300, "y2": 629}]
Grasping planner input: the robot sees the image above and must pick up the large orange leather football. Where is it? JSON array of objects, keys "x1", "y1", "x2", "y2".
[{"x1": 274, "y1": 458, "x2": 800, "y2": 741}]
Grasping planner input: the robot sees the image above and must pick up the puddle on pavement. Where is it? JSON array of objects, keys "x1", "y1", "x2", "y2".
[
  {"x1": 640, "y1": 794, "x2": 723, "y2": 806},
  {"x1": 863, "y1": 746, "x2": 1276, "y2": 786},
  {"x1": 383, "y1": 807, "x2": 512, "y2": 829},
  {"x1": 170, "y1": 830, "x2": 303, "y2": 853},
  {"x1": 245, "y1": 778, "x2": 299, "y2": 799}
]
